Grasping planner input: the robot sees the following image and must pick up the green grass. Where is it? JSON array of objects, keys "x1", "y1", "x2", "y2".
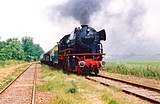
[
  {"x1": 36, "y1": 65, "x2": 132, "y2": 104},
  {"x1": 108, "y1": 100, "x2": 119, "y2": 104},
  {"x1": 36, "y1": 66, "x2": 84, "y2": 104},
  {"x1": 0, "y1": 61, "x2": 5, "y2": 67},
  {"x1": 0, "y1": 63, "x2": 29, "y2": 90},
  {"x1": 0, "y1": 85, "x2": 5, "y2": 91},
  {"x1": 67, "y1": 80, "x2": 77, "y2": 93},
  {"x1": 104, "y1": 60, "x2": 160, "y2": 79},
  {"x1": 0, "y1": 60, "x2": 27, "y2": 68},
  {"x1": 101, "y1": 93, "x2": 118, "y2": 104},
  {"x1": 2, "y1": 77, "x2": 13, "y2": 84}
]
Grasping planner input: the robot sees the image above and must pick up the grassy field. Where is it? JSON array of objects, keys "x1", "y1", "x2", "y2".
[
  {"x1": 104, "y1": 60, "x2": 160, "y2": 80},
  {"x1": 0, "y1": 60, "x2": 27, "y2": 68},
  {"x1": 36, "y1": 65, "x2": 135, "y2": 104},
  {"x1": 0, "y1": 60, "x2": 29, "y2": 90}
]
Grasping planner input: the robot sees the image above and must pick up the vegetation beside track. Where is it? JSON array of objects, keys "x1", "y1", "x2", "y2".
[
  {"x1": 0, "y1": 60, "x2": 26, "y2": 68},
  {"x1": 36, "y1": 65, "x2": 135, "y2": 104},
  {"x1": 104, "y1": 60, "x2": 160, "y2": 80},
  {"x1": 0, "y1": 61, "x2": 30, "y2": 90}
]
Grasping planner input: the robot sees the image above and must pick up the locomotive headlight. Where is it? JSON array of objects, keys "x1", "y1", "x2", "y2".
[
  {"x1": 101, "y1": 61, "x2": 106, "y2": 66},
  {"x1": 87, "y1": 28, "x2": 90, "y2": 32},
  {"x1": 73, "y1": 56, "x2": 75, "y2": 58},
  {"x1": 102, "y1": 55, "x2": 105, "y2": 58},
  {"x1": 79, "y1": 61, "x2": 85, "y2": 67}
]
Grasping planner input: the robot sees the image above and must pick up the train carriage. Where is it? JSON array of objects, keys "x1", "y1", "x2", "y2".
[{"x1": 40, "y1": 45, "x2": 58, "y2": 66}]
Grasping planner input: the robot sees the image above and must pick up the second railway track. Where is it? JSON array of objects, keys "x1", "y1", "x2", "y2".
[
  {"x1": 0, "y1": 63, "x2": 38, "y2": 104},
  {"x1": 86, "y1": 74, "x2": 160, "y2": 104}
]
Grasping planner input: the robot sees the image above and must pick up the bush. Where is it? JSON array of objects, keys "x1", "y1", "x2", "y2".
[
  {"x1": 67, "y1": 80, "x2": 77, "y2": 93},
  {"x1": 67, "y1": 86, "x2": 77, "y2": 93}
]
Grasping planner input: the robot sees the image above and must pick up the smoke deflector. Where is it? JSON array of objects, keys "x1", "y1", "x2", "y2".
[{"x1": 98, "y1": 29, "x2": 106, "y2": 41}]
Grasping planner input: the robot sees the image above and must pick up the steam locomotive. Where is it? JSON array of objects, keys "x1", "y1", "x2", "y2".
[{"x1": 40, "y1": 25, "x2": 106, "y2": 75}]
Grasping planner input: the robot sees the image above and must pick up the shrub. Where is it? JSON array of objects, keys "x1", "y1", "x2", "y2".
[{"x1": 67, "y1": 80, "x2": 77, "y2": 93}]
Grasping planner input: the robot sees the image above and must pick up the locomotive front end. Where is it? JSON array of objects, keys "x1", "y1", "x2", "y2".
[
  {"x1": 78, "y1": 25, "x2": 97, "y2": 47},
  {"x1": 58, "y1": 25, "x2": 106, "y2": 75}
]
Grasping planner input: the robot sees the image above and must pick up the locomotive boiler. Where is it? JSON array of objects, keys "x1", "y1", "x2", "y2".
[
  {"x1": 59, "y1": 25, "x2": 106, "y2": 53},
  {"x1": 41, "y1": 25, "x2": 106, "y2": 75}
]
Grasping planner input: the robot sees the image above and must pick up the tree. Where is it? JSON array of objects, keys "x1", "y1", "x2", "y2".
[
  {"x1": 21, "y1": 36, "x2": 44, "y2": 61},
  {"x1": 32, "y1": 44, "x2": 44, "y2": 61},
  {"x1": 0, "y1": 41, "x2": 9, "y2": 60},
  {"x1": 0, "y1": 38, "x2": 24, "y2": 60},
  {"x1": 0, "y1": 36, "x2": 44, "y2": 61},
  {"x1": 6, "y1": 38, "x2": 24, "y2": 60},
  {"x1": 21, "y1": 36, "x2": 34, "y2": 61}
]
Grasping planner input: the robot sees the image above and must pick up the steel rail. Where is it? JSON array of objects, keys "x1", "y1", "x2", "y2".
[
  {"x1": 86, "y1": 75, "x2": 160, "y2": 104},
  {"x1": 97, "y1": 74, "x2": 160, "y2": 93},
  {"x1": 31, "y1": 63, "x2": 37, "y2": 104}
]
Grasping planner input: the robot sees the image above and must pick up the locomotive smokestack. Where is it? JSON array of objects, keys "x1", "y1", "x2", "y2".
[{"x1": 81, "y1": 25, "x2": 88, "y2": 28}]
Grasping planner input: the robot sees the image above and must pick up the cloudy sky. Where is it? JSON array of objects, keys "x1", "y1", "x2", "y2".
[{"x1": 0, "y1": 0, "x2": 160, "y2": 55}]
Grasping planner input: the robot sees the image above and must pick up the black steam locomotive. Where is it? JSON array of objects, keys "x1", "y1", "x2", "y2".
[{"x1": 41, "y1": 25, "x2": 106, "y2": 75}]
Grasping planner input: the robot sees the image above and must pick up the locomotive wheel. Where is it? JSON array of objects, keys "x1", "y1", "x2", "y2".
[
  {"x1": 66, "y1": 58, "x2": 70, "y2": 75},
  {"x1": 94, "y1": 68, "x2": 99, "y2": 75},
  {"x1": 63, "y1": 59, "x2": 67, "y2": 73},
  {"x1": 63, "y1": 65, "x2": 67, "y2": 73},
  {"x1": 77, "y1": 69, "x2": 81, "y2": 76},
  {"x1": 78, "y1": 68, "x2": 84, "y2": 75},
  {"x1": 77, "y1": 66, "x2": 82, "y2": 76}
]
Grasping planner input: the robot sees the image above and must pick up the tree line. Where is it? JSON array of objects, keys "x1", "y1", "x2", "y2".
[{"x1": 0, "y1": 36, "x2": 44, "y2": 61}]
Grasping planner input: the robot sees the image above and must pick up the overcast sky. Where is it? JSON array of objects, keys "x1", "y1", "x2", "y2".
[{"x1": 0, "y1": 0, "x2": 160, "y2": 55}]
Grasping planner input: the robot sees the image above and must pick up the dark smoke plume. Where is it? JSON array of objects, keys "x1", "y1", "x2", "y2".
[
  {"x1": 48, "y1": 0, "x2": 160, "y2": 55},
  {"x1": 50, "y1": 0, "x2": 102, "y2": 25}
]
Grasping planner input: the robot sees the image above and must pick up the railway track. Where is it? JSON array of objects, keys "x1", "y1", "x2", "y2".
[
  {"x1": 86, "y1": 74, "x2": 160, "y2": 104},
  {"x1": 0, "y1": 63, "x2": 37, "y2": 104}
]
